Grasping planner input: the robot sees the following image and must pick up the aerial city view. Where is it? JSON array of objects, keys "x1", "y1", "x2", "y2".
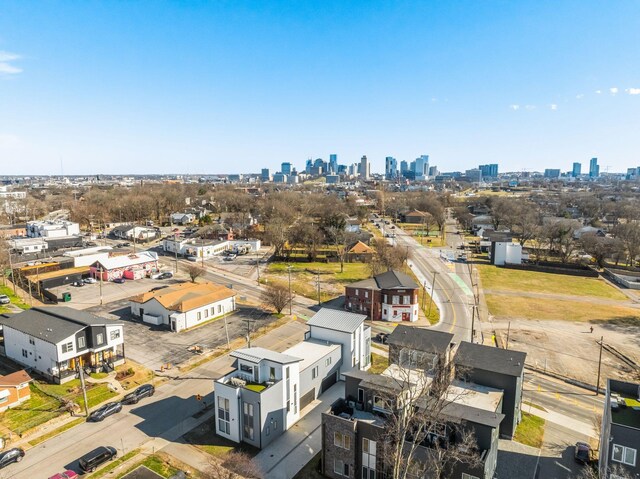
[{"x1": 0, "y1": 2, "x2": 639, "y2": 478}]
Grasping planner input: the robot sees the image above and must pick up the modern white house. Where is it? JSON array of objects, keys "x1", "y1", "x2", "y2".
[
  {"x1": 8, "y1": 237, "x2": 48, "y2": 255},
  {"x1": 0, "y1": 307, "x2": 125, "y2": 383},
  {"x1": 214, "y1": 308, "x2": 370, "y2": 448},
  {"x1": 90, "y1": 251, "x2": 159, "y2": 281},
  {"x1": 111, "y1": 225, "x2": 158, "y2": 241},
  {"x1": 163, "y1": 237, "x2": 230, "y2": 259},
  {"x1": 129, "y1": 281, "x2": 236, "y2": 332},
  {"x1": 26, "y1": 220, "x2": 80, "y2": 238}
]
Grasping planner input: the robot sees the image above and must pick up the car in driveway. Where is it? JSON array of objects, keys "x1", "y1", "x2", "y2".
[
  {"x1": 113, "y1": 277, "x2": 126, "y2": 284},
  {"x1": 121, "y1": 384, "x2": 155, "y2": 405},
  {"x1": 83, "y1": 277, "x2": 97, "y2": 284},
  {"x1": 88, "y1": 402, "x2": 122, "y2": 422},
  {"x1": 0, "y1": 294, "x2": 10, "y2": 305},
  {"x1": 49, "y1": 471, "x2": 79, "y2": 479},
  {"x1": 78, "y1": 446, "x2": 117, "y2": 473},
  {"x1": 0, "y1": 447, "x2": 25, "y2": 469},
  {"x1": 375, "y1": 332, "x2": 388, "y2": 344},
  {"x1": 574, "y1": 442, "x2": 591, "y2": 465}
]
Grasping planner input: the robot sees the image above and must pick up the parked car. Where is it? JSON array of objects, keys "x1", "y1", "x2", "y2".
[
  {"x1": 0, "y1": 294, "x2": 10, "y2": 305},
  {"x1": 150, "y1": 271, "x2": 165, "y2": 279},
  {"x1": 83, "y1": 277, "x2": 97, "y2": 284},
  {"x1": 49, "y1": 470, "x2": 79, "y2": 479},
  {"x1": 375, "y1": 332, "x2": 388, "y2": 344},
  {"x1": 78, "y1": 446, "x2": 117, "y2": 473},
  {"x1": 223, "y1": 254, "x2": 236, "y2": 261},
  {"x1": 574, "y1": 442, "x2": 591, "y2": 465},
  {"x1": 113, "y1": 277, "x2": 126, "y2": 284},
  {"x1": 0, "y1": 447, "x2": 25, "y2": 469},
  {"x1": 121, "y1": 242, "x2": 131, "y2": 247},
  {"x1": 72, "y1": 280, "x2": 85, "y2": 287},
  {"x1": 88, "y1": 402, "x2": 122, "y2": 422},
  {"x1": 121, "y1": 384, "x2": 155, "y2": 405},
  {"x1": 186, "y1": 256, "x2": 198, "y2": 262},
  {"x1": 158, "y1": 272, "x2": 173, "y2": 279}
]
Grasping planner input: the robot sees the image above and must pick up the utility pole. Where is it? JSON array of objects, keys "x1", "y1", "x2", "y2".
[
  {"x1": 256, "y1": 253, "x2": 260, "y2": 284},
  {"x1": 244, "y1": 318, "x2": 254, "y2": 348},
  {"x1": 596, "y1": 336, "x2": 604, "y2": 396},
  {"x1": 77, "y1": 363, "x2": 90, "y2": 417},
  {"x1": 422, "y1": 281, "x2": 427, "y2": 310},
  {"x1": 7, "y1": 247, "x2": 16, "y2": 294},
  {"x1": 506, "y1": 321, "x2": 511, "y2": 350},
  {"x1": 174, "y1": 234, "x2": 179, "y2": 273},
  {"x1": 287, "y1": 265, "x2": 292, "y2": 316},
  {"x1": 470, "y1": 304, "x2": 475, "y2": 343},
  {"x1": 99, "y1": 265, "x2": 103, "y2": 306},
  {"x1": 427, "y1": 271, "x2": 437, "y2": 317},
  {"x1": 316, "y1": 271, "x2": 321, "y2": 305}
]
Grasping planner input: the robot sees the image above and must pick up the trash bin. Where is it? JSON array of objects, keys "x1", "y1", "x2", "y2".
[{"x1": 62, "y1": 292, "x2": 72, "y2": 302}]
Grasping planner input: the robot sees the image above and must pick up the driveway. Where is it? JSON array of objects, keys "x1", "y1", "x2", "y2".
[{"x1": 86, "y1": 300, "x2": 279, "y2": 370}]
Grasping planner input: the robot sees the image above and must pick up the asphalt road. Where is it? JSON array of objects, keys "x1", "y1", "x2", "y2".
[{"x1": 8, "y1": 320, "x2": 309, "y2": 478}]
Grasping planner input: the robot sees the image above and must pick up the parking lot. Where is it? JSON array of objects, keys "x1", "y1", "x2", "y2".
[{"x1": 85, "y1": 299, "x2": 278, "y2": 371}]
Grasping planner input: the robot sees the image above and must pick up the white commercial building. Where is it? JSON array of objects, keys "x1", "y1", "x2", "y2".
[
  {"x1": 490, "y1": 241, "x2": 523, "y2": 266},
  {"x1": 63, "y1": 245, "x2": 114, "y2": 267},
  {"x1": 26, "y1": 220, "x2": 80, "y2": 238}
]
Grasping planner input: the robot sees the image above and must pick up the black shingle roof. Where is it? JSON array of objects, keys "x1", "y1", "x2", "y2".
[
  {"x1": 387, "y1": 325, "x2": 454, "y2": 355},
  {"x1": 454, "y1": 342, "x2": 526, "y2": 377},
  {"x1": 348, "y1": 270, "x2": 419, "y2": 291}
]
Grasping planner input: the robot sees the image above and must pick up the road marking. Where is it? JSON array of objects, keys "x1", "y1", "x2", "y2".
[{"x1": 447, "y1": 272, "x2": 473, "y2": 296}]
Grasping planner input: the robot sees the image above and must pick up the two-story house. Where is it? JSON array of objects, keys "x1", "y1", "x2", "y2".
[
  {"x1": 214, "y1": 308, "x2": 371, "y2": 449},
  {"x1": 345, "y1": 270, "x2": 419, "y2": 322},
  {"x1": 599, "y1": 379, "x2": 640, "y2": 479},
  {"x1": 0, "y1": 307, "x2": 125, "y2": 383},
  {"x1": 387, "y1": 325, "x2": 454, "y2": 370}
]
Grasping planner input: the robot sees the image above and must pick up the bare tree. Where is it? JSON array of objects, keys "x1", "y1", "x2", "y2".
[
  {"x1": 612, "y1": 222, "x2": 640, "y2": 266},
  {"x1": 204, "y1": 451, "x2": 263, "y2": 479},
  {"x1": 261, "y1": 282, "x2": 291, "y2": 314},
  {"x1": 580, "y1": 233, "x2": 614, "y2": 268},
  {"x1": 0, "y1": 240, "x2": 10, "y2": 286},
  {"x1": 186, "y1": 264, "x2": 206, "y2": 283}
]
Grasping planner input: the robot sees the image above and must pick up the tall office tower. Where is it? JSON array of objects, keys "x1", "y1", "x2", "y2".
[
  {"x1": 428, "y1": 166, "x2": 439, "y2": 177},
  {"x1": 479, "y1": 164, "x2": 498, "y2": 178},
  {"x1": 305, "y1": 158, "x2": 313, "y2": 173},
  {"x1": 400, "y1": 160, "x2": 408, "y2": 174},
  {"x1": 385, "y1": 156, "x2": 398, "y2": 179},
  {"x1": 281, "y1": 162, "x2": 292, "y2": 175},
  {"x1": 329, "y1": 154, "x2": 338, "y2": 173},
  {"x1": 359, "y1": 155, "x2": 370, "y2": 180},
  {"x1": 589, "y1": 158, "x2": 599, "y2": 178},
  {"x1": 572, "y1": 162, "x2": 581, "y2": 177},
  {"x1": 261, "y1": 168, "x2": 270, "y2": 182},
  {"x1": 414, "y1": 155, "x2": 429, "y2": 179}
]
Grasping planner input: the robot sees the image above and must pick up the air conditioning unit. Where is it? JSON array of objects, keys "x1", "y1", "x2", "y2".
[{"x1": 348, "y1": 401, "x2": 355, "y2": 408}]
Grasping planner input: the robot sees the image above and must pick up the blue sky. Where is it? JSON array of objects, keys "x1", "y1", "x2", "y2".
[{"x1": 1, "y1": 1, "x2": 639, "y2": 175}]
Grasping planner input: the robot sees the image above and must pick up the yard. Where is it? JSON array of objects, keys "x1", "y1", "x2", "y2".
[
  {"x1": 114, "y1": 452, "x2": 185, "y2": 479},
  {"x1": 513, "y1": 412, "x2": 545, "y2": 448},
  {"x1": 184, "y1": 420, "x2": 259, "y2": 458},
  {"x1": 0, "y1": 284, "x2": 30, "y2": 313},
  {"x1": 116, "y1": 360, "x2": 155, "y2": 390},
  {"x1": 369, "y1": 353, "x2": 388, "y2": 374}
]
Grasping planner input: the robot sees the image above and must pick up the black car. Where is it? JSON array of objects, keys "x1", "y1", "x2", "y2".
[
  {"x1": 158, "y1": 272, "x2": 173, "y2": 279},
  {"x1": 574, "y1": 442, "x2": 591, "y2": 465},
  {"x1": 121, "y1": 384, "x2": 155, "y2": 405},
  {"x1": 78, "y1": 446, "x2": 117, "y2": 473},
  {"x1": 0, "y1": 448, "x2": 24, "y2": 469},
  {"x1": 88, "y1": 402, "x2": 122, "y2": 422},
  {"x1": 72, "y1": 280, "x2": 85, "y2": 287},
  {"x1": 375, "y1": 332, "x2": 389, "y2": 344}
]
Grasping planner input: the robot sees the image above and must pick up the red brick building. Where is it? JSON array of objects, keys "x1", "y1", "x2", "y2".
[
  {"x1": 0, "y1": 370, "x2": 32, "y2": 413},
  {"x1": 344, "y1": 270, "x2": 419, "y2": 322}
]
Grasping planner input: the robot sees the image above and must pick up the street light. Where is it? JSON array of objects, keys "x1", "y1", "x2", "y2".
[{"x1": 287, "y1": 264, "x2": 292, "y2": 316}]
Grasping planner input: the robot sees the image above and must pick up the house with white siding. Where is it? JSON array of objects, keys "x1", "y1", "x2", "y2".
[
  {"x1": 0, "y1": 307, "x2": 125, "y2": 383},
  {"x1": 129, "y1": 281, "x2": 236, "y2": 332}
]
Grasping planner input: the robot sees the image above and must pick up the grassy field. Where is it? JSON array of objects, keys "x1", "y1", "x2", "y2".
[
  {"x1": 485, "y1": 295, "x2": 640, "y2": 322},
  {"x1": 477, "y1": 264, "x2": 627, "y2": 300},
  {"x1": 513, "y1": 412, "x2": 545, "y2": 448},
  {"x1": 369, "y1": 353, "x2": 389, "y2": 374},
  {"x1": 0, "y1": 284, "x2": 30, "y2": 313}
]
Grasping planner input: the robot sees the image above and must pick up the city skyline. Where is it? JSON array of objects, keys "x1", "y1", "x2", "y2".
[{"x1": 1, "y1": 1, "x2": 639, "y2": 175}]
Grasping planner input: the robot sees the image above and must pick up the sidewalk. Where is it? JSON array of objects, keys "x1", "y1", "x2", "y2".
[
  {"x1": 527, "y1": 406, "x2": 597, "y2": 438},
  {"x1": 253, "y1": 381, "x2": 345, "y2": 479}
]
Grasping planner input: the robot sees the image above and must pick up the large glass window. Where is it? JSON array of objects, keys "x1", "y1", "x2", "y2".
[
  {"x1": 363, "y1": 438, "x2": 377, "y2": 479},
  {"x1": 217, "y1": 397, "x2": 230, "y2": 435},
  {"x1": 612, "y1": 444, "x2": 636, "y2": 466},
  {"x1": 243, "y1": 402, "x2": 254, "y2": 440}
]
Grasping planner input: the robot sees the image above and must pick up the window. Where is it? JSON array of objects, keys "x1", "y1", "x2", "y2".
[
  {"x1": 243, "y1": 402, "x2": 254, "y2": 440},
  {"x1": 240, "y1": 363, "x2": 253, "y2": 373},
  {"x1": 334, "y1": 460, "x2": 344, "y2": 475},
  {"x1": 22, "y1": 349, "x2": 28, "y2": 358},
  {"x1": 312, "y1": 366, "x2": 319, "y2": 379},
  {"x1": 78, "y1": 336, "x2": 86, "y2": 349},
  {"x1": 334, "y1": 432, "x2": 351, "y2": 450},
  {"x1": 96, "y1": 333, "x2": 104, "y2": 345},
  {"x1": 211, "y1": 307, "x2": 214, "y2": 316},
  {"x1": 61, "y1": 342, "x2": 74, "y2": 353},
  {"x1": 325, "y1": 357, "x2": 332, "y2": 366},
  {"x1": 197, "y1": 312, "x2": 202, "y2": 321},
  {"x1": 343, "y1": 463, "x2": 350, "y2": 476},
  {"x1": 364, "y1": 290, "x2": 368, "y2": 298},
  {"x1": 218, "y1": 305, "x2": 222, "y2": 313},
  {"x1": 373, "y1": 396, "x2": 390, "y2": 412},
  {"x1": 363, "y1": 438, "x2": 377, "y2": 479},
  {"x1": 29, "y1": 337, "x2": 35, "y2": 345},
  {"x1": 110, "y1": 329, "x2": 120, "y2": 341},
  {"x1": 217, "y1": 397, "x2": 230, "y2": 435},
  {"x1": 383, "y1": 294, "x2": 387, "y2": 303},
  {"x1": 204, "y1": 309, "x2": 209, "y2": 318},
  {"x1": 355, "y1": 289, "x2": 359, "y2": 296},
  {"x1": 286, "y1": 367, "x2": 290, "y2": 412},
  {"x1": 270, "y1": 367, "x2": 276, "y2": 380},
  {"x1": 293, "y1": 384, "x2": 298, "y2": 414},
  {"x1": 462, "y1": 474, "x2": 480, "y2": 479},
  {"x1": 403, "y1": 295, "x2": 410, "y2": 305},
  {"x1": 612, "y1": 444, "x2": 637, "y2": 466},
  {"x1": 392, "y1": 295, "x2": 399, "y2": 304}
]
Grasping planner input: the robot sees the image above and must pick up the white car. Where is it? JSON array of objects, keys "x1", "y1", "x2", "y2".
[
  {"x1": 83, "y1": 277, "x2": 97, "y2": 284},
  {"x1": 0, "y1": 295, "x2": 10, "y2": 305},
  {"x1": 150, "y1": 271, "x2": 168, "y2": 279}
]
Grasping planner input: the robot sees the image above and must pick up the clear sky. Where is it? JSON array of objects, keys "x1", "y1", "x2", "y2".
[{"x1": 1, "y1": 1, "x2": 639, "y2": 175}]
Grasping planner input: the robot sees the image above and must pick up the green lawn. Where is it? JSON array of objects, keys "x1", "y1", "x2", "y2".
[
  {"x1": 90, "y1": 372, "x2": 109, "y2": 380},
  {"x1": 37, "y1": 379, "x2": 117, "y2": 409},
  {"x1": 245, "y1": 383, "x2": 267, "y2": 393},
  {"x1": 513, "y1": 412, "x2": 545, "y2": 448},
  {"x1": 2, "y1": 384, "x2": 63, "y2": 434},
  {"x1": 114, "y1": 453, "x2": 181, "y2": 479},
  {"x1": 184, "y1": 421, "x2": 258, "y2": 457},
  {"x1": 0, "y1": 284, "x2": 30, "y2": 311},
  {"x1": 477, "y1": 264, "x2": 627, "y2": 300},
  {"x1": 369, "y1": 353, "x2": 388, "y2": 374}
]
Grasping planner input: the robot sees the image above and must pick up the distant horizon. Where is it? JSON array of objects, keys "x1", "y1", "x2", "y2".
[{"x1": 1, "y1": 1, "x2": 639, "y2": 175}]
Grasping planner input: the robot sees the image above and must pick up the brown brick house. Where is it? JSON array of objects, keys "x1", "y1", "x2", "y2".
[
  {"x1": 344, "y1": 270, "x2": 419, "y2": 322},
  {"x1": 0, "y1": 370, "x2": 32, "y2": 413}
]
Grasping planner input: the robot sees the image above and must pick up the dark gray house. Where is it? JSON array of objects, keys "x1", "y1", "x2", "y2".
[
  {"x1": 453, "y1": 342, "x2": 526, "y2": 439},
  {"x1": 322, "y1": 369, "x2": 504, "y2": 479},
  {"x1": 599, "y1": 379, "x2": 640, "y2": 479},
  {"x1": 387, "y1": 325, "x2": 454, "y2": 369}
]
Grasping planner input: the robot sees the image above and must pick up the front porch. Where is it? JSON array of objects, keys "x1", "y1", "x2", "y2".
[{"x1": 54, "y1": 344, "x2": 125, "y2": 384}]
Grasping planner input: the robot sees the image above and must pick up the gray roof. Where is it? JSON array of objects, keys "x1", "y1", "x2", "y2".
[
  {"x1": 307, "y1": 308, "x2": 367, "y2": 333},
  {"x1": 387, "y1": 325, "x2": 454, "y2": 355},
  {"x1": 0, "y1": 307, "x2": 123, "y2": 345},
  {"x1": 231, "y1": 347, "x2": 302, "y2": 365},
  {"x1": 343, "y1": 370, "x2": 406, "y2": 392},
  {"x1": 454, "y1": 342, "x2": 526, "y2": 377},
  {"x1": 348, "y1": 270, "x2": 419, "y2": 291},
  {"x1": 441, "y1": 402, "x2": 505, "y2": 428}
]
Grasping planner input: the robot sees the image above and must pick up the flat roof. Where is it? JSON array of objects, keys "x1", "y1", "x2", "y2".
[
  {"x1": 307, "y1": 308, "x2": 366, "y2": 333},
  {"x1": 284, "y1": 339, "x2": 341, "y2": 372},
  {"x1": 231, "y1": 347, "x2": 302, "y2": 365}
]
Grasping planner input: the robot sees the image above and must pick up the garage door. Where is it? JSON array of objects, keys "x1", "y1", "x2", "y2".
[
  {"x1": 300, "y1": 388, "x2": 315, "y2": 410},
  {"x1": 321, "y1": 371, "x2": 337, "y2": 393}
]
